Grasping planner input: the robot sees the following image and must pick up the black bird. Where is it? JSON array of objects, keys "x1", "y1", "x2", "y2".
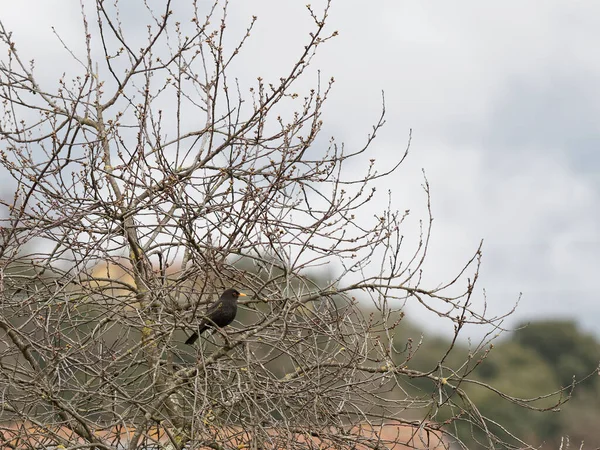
[{"x1": 185, "y1": 288, "x2": 247, "y2": 345}]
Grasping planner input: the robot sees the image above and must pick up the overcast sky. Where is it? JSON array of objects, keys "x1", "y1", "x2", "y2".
[{"x1": 2, "y1": 1, "x2": 599, "y2": 340}]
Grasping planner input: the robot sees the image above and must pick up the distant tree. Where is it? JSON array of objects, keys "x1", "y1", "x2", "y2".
[
  {"x1": 408, "y1": 320, "x2": 600, "y2": 449},
  {"x1": 561, "y1": 388, "x2": 600, "y2": 447},
  {"x1": 462, "y1": 342, "x2": 563, "y2": 448},
  {"x1": 514, "y1": 320, "x2": 600, "y2": 389},
  {"x1": 392, "y1": 330, "x2": 568, "y2": 449},
  {"x1": 0, "y1": 1, "x2": 571, "y2": 449}
]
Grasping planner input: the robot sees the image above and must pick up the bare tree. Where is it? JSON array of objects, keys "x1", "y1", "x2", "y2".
[{"x1": 0, "y1": 1, "x2": 570, "y2": 449}]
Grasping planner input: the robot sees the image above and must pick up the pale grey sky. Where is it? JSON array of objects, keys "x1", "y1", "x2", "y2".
[{"x1": 2, "y1": 1, "x2": 599, "y2": 339}]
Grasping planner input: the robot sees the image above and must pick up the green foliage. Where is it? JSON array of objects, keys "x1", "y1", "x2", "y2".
[
  {"x1": 9, "y1": 248, "x2": 600, "y2": 448},
  {"x1": 392, "y1": 319, "x2": 600, "y2": 449},
  {"x1": 462, "y1": 342, "x2": 563, "y2": 448},
  {"x1": 513, "y1": 320, "x2": 600, "y2": 389}
]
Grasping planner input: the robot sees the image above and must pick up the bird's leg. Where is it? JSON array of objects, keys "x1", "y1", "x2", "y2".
[{"x1": 215, "y1": 328, "x2": 233, "y2": 348}]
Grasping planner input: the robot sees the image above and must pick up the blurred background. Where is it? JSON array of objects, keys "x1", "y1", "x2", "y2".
[{"x1": 1, "y1": 1, "x2": 599, "y2": 447}]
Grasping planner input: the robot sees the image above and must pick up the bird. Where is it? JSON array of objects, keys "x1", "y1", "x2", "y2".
[{"x1": 185, "y1": 288, "x2": 247, "y2": 345}]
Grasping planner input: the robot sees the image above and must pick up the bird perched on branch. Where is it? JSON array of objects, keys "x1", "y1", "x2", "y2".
[{"x1": 185, "y1": 288, "x2": 247, "y2": 345}]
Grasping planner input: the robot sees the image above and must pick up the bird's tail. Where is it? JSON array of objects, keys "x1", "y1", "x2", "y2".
[{"x1": 185, "y1": 333, "x2": 199, "y2": 345}]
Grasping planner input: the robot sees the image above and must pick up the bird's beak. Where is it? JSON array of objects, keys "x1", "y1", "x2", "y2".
[{"x1": 239, "y1": 293, "x2": 247, "y2": 297}]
